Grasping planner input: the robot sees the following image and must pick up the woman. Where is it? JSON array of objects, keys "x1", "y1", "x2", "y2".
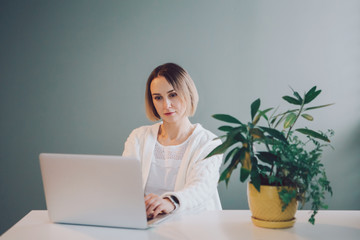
[{"x1": 122, "y1": 63, "x2": 222, "y2": 219}]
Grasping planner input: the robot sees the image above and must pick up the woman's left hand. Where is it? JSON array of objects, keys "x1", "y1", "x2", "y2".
[{"x1": 144, "y1": 193, "x2": 175, "y2": 219}]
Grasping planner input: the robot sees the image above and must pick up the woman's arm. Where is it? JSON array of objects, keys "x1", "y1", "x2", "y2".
[
  {"x1": 162, "y1": 140, "x2": 223, "y2": 212},
  {"x1": 144, "y1": 193, "x2": 175, "y2": 218},
  {"x1": 122, "y1": 129, "x2": 141, "y2": 159}
]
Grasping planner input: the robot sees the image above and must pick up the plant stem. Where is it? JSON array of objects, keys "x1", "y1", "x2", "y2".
[
  {"x1": 286, "y1": 99, "x2": 305, "y2": 140},
  {"x1": 259, "y1": 134, "x2": 277, "y2": 178}
]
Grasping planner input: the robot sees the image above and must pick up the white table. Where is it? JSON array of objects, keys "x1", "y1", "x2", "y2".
[{"x1": 1, "y1": 210, "x2": 359, "y2": 240}]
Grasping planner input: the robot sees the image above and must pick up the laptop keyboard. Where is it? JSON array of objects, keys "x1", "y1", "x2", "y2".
[{"x1": 147, "y1": 213, "x2": 172, "y2": 225}]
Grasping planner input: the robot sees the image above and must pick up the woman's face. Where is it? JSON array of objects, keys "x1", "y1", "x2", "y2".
[{"x1": 150, "y1": 76, "x2": 187, "y2": 123}]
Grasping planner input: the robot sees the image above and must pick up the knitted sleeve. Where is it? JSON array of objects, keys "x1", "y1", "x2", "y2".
[
  {"x1": 122, "y1": 127, "x2": 142, "y2": 159},
  {"x1": 162, "y1": 138, "x2": 223, "y2": 212}
]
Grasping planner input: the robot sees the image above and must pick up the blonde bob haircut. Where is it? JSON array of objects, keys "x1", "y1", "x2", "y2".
[{"x1": 145, "y1": 63, "x2": 199, "y2": 122}]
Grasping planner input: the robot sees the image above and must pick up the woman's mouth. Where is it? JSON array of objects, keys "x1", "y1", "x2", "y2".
[{"x1": 164, "y1": 112, "x2": 175, "y2": 116}]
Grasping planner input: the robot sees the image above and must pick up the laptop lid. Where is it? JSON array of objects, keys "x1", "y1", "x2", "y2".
[{"x1": 39, "y1": 153, "x2": 149, "y2": 229}]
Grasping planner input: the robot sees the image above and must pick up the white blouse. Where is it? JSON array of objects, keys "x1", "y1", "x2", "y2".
[
  {"x1": 144, "y1": 138, "x2": 190, "y2": 196},
  {"x1": 122, "y1": 122, "x2": 223, "y2": 212}
]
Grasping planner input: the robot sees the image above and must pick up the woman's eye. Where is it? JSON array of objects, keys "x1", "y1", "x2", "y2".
[
  {"x1": 169, "y1": 93, "x2": 177, "y2": 98},
  {"x1": 154, "y1": 96, "x2": 162, "y2": 101}
]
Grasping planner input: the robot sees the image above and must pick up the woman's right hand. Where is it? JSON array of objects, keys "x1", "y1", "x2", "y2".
[{"x1": 144, "y1": 193, "x2": 175, "y2": 219}]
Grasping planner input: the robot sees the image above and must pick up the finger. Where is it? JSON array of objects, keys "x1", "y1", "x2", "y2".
[
  {"x1": 145, "y1": 194, "x2": 162, "y2": 209},
  {"x1": 152, "y1": 205, "x2": 164, "y2": 218},
  {"x1": 144, "y1": 193, "x2": 155, "y2": 202},
  {"x1": 144, "y1": 193, "x2": 156, "y2": 202},
  {"x1": 145, "y1": 195, "x2": 157, "y2": 208},
  {"x1": 147, "y1": 212, "x2": 154, "y2": 219},
  {"x1": 146, "y1": 199, "x2": 161, "y2": 216},
  {"x1": 152, "y1": 198, "x2": 175, "y2": 218},
  {"x1": 144, "y1": 193, "x2": 160, "y2": 204},
  {"x1": 145, "y1": 197, "x2": 159, "y2": 211}
]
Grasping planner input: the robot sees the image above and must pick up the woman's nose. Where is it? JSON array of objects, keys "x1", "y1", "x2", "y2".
[{"x1": 164, "y1": 98, "x2": 171, "y2": 108}]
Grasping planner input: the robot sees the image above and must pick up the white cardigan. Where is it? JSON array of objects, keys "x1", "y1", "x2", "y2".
[{"x1": 122, "y1": 122, "x2": 223, "y2": 213}]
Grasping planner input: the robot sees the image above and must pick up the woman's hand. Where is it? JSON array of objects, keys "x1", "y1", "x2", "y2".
[{"x1": 144, "y1": 193, "x2": 175, "y2": 219}]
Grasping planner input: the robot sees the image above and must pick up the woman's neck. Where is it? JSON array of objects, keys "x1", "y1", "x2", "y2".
[{"x1": 158, "y1": 118, "x2": 195, "y2": 146}]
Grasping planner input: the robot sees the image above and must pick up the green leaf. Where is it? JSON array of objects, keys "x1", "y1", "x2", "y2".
[
  {"x1": 205, "y1": 143, "x2": 225, "y2": 159},
  {"x1": 252, "y1": 114, "x2": 261, "y2": 126},
  {"x1": 234, "y1": 131, "x2": 246, "y2": 142},
  {"x1": 292, "y1": 89, "x2": 303, "y2": 103},
  {"x1": 219, "y1": 149, "x2": 244, "y2": 186},
  {"x1": 284, "y1": 113, "x2": 297, "y2": 129},
  {"x1": 301, "y1": 113, "x2": 314, "y2": 121},
  {"x1": 268, "y1": 176, "x2": 282, "y2": 185},
  {"x1": 282, "y1": 96, "x2": 301, "y2": 105},
  {"x1": 256, "y1": 152, "x2": 279, "y2": 165},
  {"x1": 272, "y1": 109, "x2": 298, "y2": 128},
  {"x1": 240, "y1": 148, "x2": 251, "y2": 171},
  {"x1": 218, "y1": 126, "x2": 234, "y2": 132},
  {"x1": 205, "y1": 136, "x2": 237, "y2": 158},
  {"x1": 258, "y1": 164, "x2": 272, "y2": 172},
  {"x1": 309, "y1": 210, "x2": 318, "y2": 225},
  {"x1": 213, "y1": 135, "x2": 227, "y2": 141},
  {"x1": 296, "y1": 128, "x2": 330, "y2": 142},
  {"x1": 219, "y1": 167, "x2": 229, "y2": 182},
  {"x1": 270, "y1": 116, "x2": 277, "y2": 125},
  {"x1": 304, "y1": 86, "x2": 321, "y2": 104},
  {"x1": 279, "y1": 189, "x2": 297, "y2": 211},
  {"x1": 259, "y1": 127, "x2": 288, "y2": 144},
  {"x1": 304, "y1": 103, "x2": 334, "y2": 111},
  {"x1": 212, "y1": 114, "x2": 242, "y2": 124},
  {"x1": 274, "y1": 114, "x2": 287, "y2": 128},
  {"x1": 219, "y1": 167, "x2": 231, "y2": 187},
  {"x1": 250, "y1": 128, "x2": 264, "y2": 140},
  {"x1": 251, "y1": 98, "x2": 261, "y2": 120},
  {"x1": 240, "y1": 167, "x2": 250, "y2": 182},
  {"x1": 224, "y1": 147, "x2": 239, "y2": 164},
  {"x1": 250, "y1": 165, "x2": 261, "y2": 192},
  {"x1": 256, "y1": 107, "x2": 274, "y2": 122}
]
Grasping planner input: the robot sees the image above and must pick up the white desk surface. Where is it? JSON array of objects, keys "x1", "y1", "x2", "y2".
[{"x1": 1, "y1": 210, "x2": 359, "y2": 240}]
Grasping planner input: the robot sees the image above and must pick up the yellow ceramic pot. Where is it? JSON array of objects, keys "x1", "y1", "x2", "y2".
[{"x1": 247, "y1": 182, "x2": 298, "y2": 228}]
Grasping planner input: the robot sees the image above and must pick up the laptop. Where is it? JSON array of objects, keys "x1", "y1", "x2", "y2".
[{"x1": 39, "y1": 153, "x2": 173, "y2": 229}]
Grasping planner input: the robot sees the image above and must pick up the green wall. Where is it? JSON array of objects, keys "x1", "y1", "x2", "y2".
[{"x1": 1, "y1": 0, "x2": 359, "y2": 235}]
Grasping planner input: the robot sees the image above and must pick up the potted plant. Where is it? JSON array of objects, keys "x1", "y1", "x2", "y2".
[{"x1": 206, "y1": 86, "x2": 334, "y2": 228}]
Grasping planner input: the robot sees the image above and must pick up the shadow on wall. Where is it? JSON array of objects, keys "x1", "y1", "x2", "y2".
[{"x1": 326, "y1": 121, "x2": 360, "y2": 210}]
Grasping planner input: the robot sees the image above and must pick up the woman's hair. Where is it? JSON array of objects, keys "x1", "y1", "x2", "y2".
[{"x1": 145, "y1": 63, "x2": 199, "y2": 121}]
